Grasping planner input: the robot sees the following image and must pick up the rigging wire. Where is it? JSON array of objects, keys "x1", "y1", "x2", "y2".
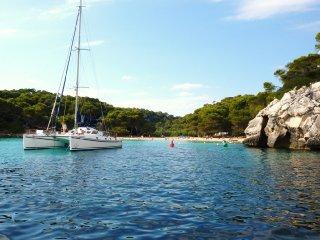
[
  {"x1": 47, "y1": 10, "x2": 80, "y2": 131},
  {"x1": 82, "y1": 9, "x2": 108, "y2": 132},
  {"x1": 49, "y1": 0, "x2": 108, "y2": 132},
  {"x1": 54, "y1": 10, "x2": 80, "y2": 131}
]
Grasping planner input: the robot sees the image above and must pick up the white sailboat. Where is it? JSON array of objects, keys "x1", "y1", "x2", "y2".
[{"x1": 23, "y1": 0, "x2": 122, "y2": 151}]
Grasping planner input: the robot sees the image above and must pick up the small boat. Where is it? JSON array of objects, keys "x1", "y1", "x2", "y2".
[{"x1": 23, "y1": 0, "x2": 122, "y2": 151}]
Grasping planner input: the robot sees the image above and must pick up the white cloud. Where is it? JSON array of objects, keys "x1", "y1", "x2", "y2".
[
  {"x1": 37, "y1": 0, "x2": 112, "y2": 20},
  {"x1": 37, "y1": 5, "x2": 73, "y2": 20},
  {"x1": 0, "y1": 28, "x2": 52, "y2": 40},
  {"x1": 67, "y1": 0, "x2": 111, "y2": 4},
  {"x1": 231, "y1": 0, "x2": 319, "y2": 20},
  {"x1": 121, "y1": 75, "x2": 136, "y2": 82},
  {"x1": 0, "y1": 73, "x2": 211, "y2": 115},
  {"x1": 0, "y1": 73, "x2": 51, "y2": 91},
  {"x1": 62, "y1": 84, "x2": 211, "y2": 116},
  {"x1": 132, "y1": 91, "x2": 150, "y2": 97},
  {"x1": 171, "y1": 83, "x2": 203, "y2": 91},
  {"x1": 87, "y1": 40, "x2": 104, "y2": 47},
  {"x1": 178, "y1": 91, "x2": 193, "y2": 97},
  {"x1": 295, "y1": 20, "x2": 320, "y2": 30},
  {"x1": 114, "y1": 94, "x2": 212, "y2": 116},
  {"x1": 62, "y1": 86, "x2": 210, "y2": 116},
  {"x1": 64, "y1": 87, "x2": 125, "y2": 100},
  {"x1": 0, "y1": 28, "x2": 18, "y2": 37}
]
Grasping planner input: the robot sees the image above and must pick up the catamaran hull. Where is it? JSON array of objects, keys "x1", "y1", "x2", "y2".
[
  {"x1": 69, "y1": 136, "x2": 122, "y2": 151},
  {"x1": 23, "y1": 134, "x2": 68, "y2": 150},
  {"x1": 23, "y1": 134, "x2": 122, "y2": 151}
]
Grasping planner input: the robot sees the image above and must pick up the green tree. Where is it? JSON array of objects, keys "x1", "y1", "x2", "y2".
[
  {"x1": 0, "y1": 98, "x2": 24, "y2": 133},
  {"x1": 275, "y1": 54, "x2": 320, "y2": 92},
  {"x1": 263, "y1": 82, "x2": 276, "y2": 93},
  {"x1": 316, "y1": 32, "x2": 320, "y2": 51}
]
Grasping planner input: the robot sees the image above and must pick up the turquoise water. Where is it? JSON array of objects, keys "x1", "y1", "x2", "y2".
[{"x1": 0, "y1": 138, "x2": 320, "y2": 239}]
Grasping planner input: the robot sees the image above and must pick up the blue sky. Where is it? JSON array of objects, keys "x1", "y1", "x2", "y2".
[{"x1": 0, "y1": 0, "x2": 319, "y2": 116}]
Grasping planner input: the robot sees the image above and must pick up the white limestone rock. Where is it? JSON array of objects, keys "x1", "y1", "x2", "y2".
[{"x1": 244, "y1": 82, "x2": 320, "y2": 150}]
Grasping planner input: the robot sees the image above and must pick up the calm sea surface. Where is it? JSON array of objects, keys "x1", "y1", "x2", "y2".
[{"x1": 0, "y1": 138, "x2": 320, "y2": 240}]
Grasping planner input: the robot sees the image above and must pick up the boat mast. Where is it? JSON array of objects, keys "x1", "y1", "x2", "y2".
[
  {"x1": 74, "y1": 0, "x2": 82, "y2": 129},
  {"x1": 46, "y1": 11, "x2": 80, "y2": 132}
]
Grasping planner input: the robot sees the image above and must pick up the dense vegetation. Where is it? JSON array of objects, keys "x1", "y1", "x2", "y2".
[
  {"x1": 0, "y1": 89, "x2": 175, "y2": 136},
  {"x1": 1, "y1": 33, "x2": 319, "y2": 136}
]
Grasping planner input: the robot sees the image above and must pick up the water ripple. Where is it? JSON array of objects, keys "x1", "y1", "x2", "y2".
[{"x1": 0, "y1": 138, "x2": 319, "y2": 239}]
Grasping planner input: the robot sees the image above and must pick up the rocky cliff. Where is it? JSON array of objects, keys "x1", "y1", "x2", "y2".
[{"x1": 244, "y1": 82, "x2": 320, "y2": 150}]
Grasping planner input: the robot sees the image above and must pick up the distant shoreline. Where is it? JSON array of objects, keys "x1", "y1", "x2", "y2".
[
  {"x1": 122, "y1": 136, "x2": 245, "y2": 143},
  {"x1": 0, "y1": 134, "x2": 245, "y2": 143},
  {"x1": 0, "y1": 133, "x2": 23, "y2": 138}
]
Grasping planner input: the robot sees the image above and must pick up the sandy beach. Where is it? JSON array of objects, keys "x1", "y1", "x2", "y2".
[
  {"x1": 0, "y1": 134, "x2": 244, "y2": 143},
  {"x1": 122, "y1": 136, "x2": 245, "y2": 143}
]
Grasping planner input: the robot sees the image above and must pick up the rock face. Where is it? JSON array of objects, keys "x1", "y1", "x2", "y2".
[{"x1": 244, "y1": 82, "x2": 320, "y2": 150}]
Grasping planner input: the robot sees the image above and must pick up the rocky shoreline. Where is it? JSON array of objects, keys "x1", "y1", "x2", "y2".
[{"x1": 244, "y1": 82, "x2": 320, "y2": 150}]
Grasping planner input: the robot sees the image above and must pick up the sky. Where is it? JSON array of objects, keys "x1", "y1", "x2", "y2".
[{"x1": 0, "y1": 0, "x2": 319, "y2": 116}]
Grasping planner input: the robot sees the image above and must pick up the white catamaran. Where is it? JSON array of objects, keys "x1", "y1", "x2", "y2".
[{"x1": 23, "y1": 0, "x2": 122, "y2": 151}]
